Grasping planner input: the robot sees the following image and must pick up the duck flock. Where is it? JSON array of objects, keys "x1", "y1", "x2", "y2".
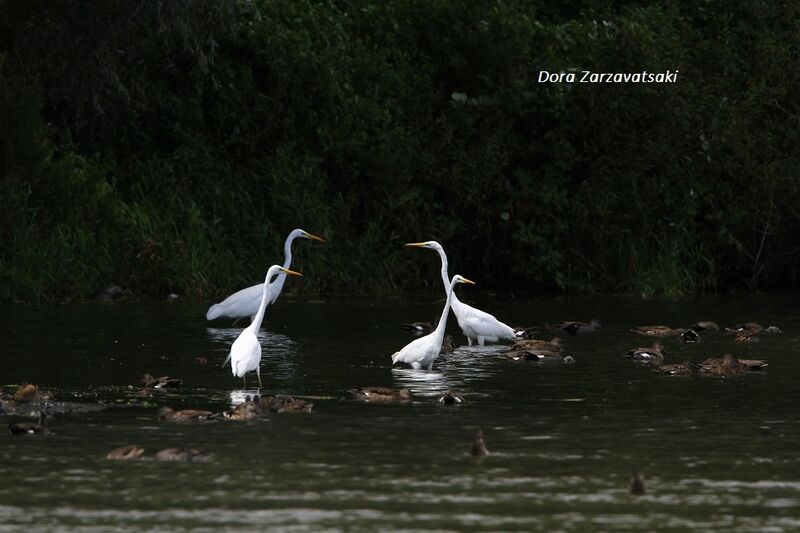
[{"x1": 2, "y1": 229, "x2": 782, "y2": 474}]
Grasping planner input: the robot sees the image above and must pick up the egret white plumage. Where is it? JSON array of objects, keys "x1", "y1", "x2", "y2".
[
  {"x1": 405, "y1": 241, "x2": 524, "y2": 346},
  {"x1": 206, "y1": 229, "x2": 323, "y2": 322},
  {"x1": 222, "y1": 265, "x2": 302, "y2": 388},
  {"x1": 391, "y1": 274, "x2": 474, "y2": 369}
]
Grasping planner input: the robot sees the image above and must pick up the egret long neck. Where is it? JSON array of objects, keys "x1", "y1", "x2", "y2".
[
  {"x1": 436, "y1": 247, "x2": 461, "y2": 308},
  {"x1": 433, "y1": 278, "x2": 458, "y2": 339},
  {"x1": 250, "y1": 270, "x2": 275, "y2": 331},
  {"x1": 267, "y1": 233, "x2": 295, "y2": 303}
]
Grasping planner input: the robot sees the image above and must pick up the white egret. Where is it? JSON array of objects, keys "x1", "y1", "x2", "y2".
[
  {"x1": 206, "y1": 229, "x2": 323, "y2": 322},
  {"x1": 222, "y1": 265, "x2": 302, "y2": 388},
  {"x1": 405, "y1": 241, "x2": 525, "y2": 346},
  {"x1": 391, "y1": 274, "x2": 474, "y2": 369}
]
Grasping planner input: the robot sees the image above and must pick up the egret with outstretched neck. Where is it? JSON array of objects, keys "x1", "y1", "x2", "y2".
[
  {"x1": 222, "y1": 265, "x2": 302, "y2": 388},
  {"x1": 206, "y1": 229, "x2": 323, "y2": 322},
  {"x1": 391, "y1": 274, "x2": 474, "y2": 369},
  {"x1": 406, "y1": 241, "x2": 524, "y2": 346}
]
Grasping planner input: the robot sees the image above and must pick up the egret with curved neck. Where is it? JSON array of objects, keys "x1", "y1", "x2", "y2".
[
  {"x1": 405, "y1": 241, "x2": 522, "y2": 346},
  {"x1": 391, "y1": 274, "x2": 474, "y2": 369},
  {"x1": 206, "y1": 229, "x2": 323, "y2": 322},
  {"x1": 223, "y1": 265, "x2": 302, "y2": 388}
]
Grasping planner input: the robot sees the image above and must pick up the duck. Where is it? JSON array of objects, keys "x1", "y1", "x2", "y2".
[
  {"x1": 258, "y1": 395, "x2": 314, "y2": 414},
  {"x1": 106, "y1": 444, "x2": 145, "y2": 460},
  {"x1": 348, "y1": 387, "x2": 412, "y2": 404},
  {"x1": 222, "y1": 397, "x2": 262, "y2": 420},
  {"x1": 697, "y1": 354, "x2": 747, "y2": 377},
  {"x1": 630, "y1": 326, "x2": 684, "y2": 337},
  {"x1": 679, "y1": 329, "x2": 701, "y2": 343},
  {"x1": 471, "y1": 429, "x2": 490, "y2": 457},
  {"x1": 652, "y1": 361, "x2": 698, "y2": 376},
  {"x1": 625, "y1": 342, "x2": 666, "y2": 365},
  {"x1": 9, "y1": 412, "x2": 47, "y2": 435},
  {"x1": 629, "y1": 470, "x2": 646, "y2": 495},
  {"x1": 735, "y1": 329, "x2": 760, "y2": 343},
  {"x1": 12, "y1": 383, "x2": 51, "y2": 403},
  {"x1": 437, "y1": 390, "x2": 465, "y2": 405},
  {"x1": 154, "y1": 448, "x2": 213, "y2": 463},
  {"x1": 139, "y1": 374, "x2": 182, "y2": 389},
  {"x1": 700, "y1": 356, "x2": 767, "y2": 371},
  {"x1": 158, "y1": 407, "x2": 214, "y2": 422},
  {"x1": 726, "y1": 323, "x2": 782, "y2": 334},
  {"x1": 501, "y1": 338, "x2": 565, "y2": 362},
  {"x1": 691, "y1": 321, "x2": 719, "y2": 332},
  {"x1": 401, "y1": 319, "x2": 436, "y2": 335},
  {"x1": 440, "y1": 335, "x2": 457, "y2": 354},
  {"x1": 548, "y1": 319, "x2": 602, "y2": 335}
]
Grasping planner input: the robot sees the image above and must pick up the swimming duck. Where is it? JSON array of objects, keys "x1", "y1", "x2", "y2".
[
  {"x1": 471, "y1": 429, "x2": 489, "y2": 457},
  {"x1": 548, "y1": 319, "x2": 603, "y2": 335},
  {"x1": 697, "y1": 354, "x2": 747, "y2": 377},
  {"x1": 9, "y1": 412, "x2": 47, "y2": 435},
  {"x1": 625, "y1": 342, "x2": 665, "y2": 365},
  {"x1": 401, "y1": 320, "x2": 436, "y2": 335},
  {"x1": 726, "y1": 323, "x2": 782, "y2": 334},
  {"x1": 734, "y1": 329, "x2": 760, "y2": 343},
  {"x1": 691, "y1": 321, "x2": 719, "y2": 332},
  {"x1": 437, "y1": 390, "x2": 465, "y2": 405},
  {"x1": 679, "y1": 329, "x2": 701, "y2": 343},
  {"x1": 629, "y1": 470, "x2": 646, "y2": 495},
  {"x1": 700, "y1": 356, "x2": 767, "y2": 371},
  {"x1": 106, "y1": 444, "x2": 145, "y2": 460},
  {"x1": 139, "y1": 374, "x2": 182, "y2": 389},
  {"x1": 652, "y1": 361, "x2": 698, "y2": 376},
  {"x1": 158, "y1": 407, "x2": 214, "y2": 422},
  {"x1": 631, "y1": 326, "x2": 684, "y2": 337},
  {"x1": 501, "y1": 338, "x2": 565, "y2": 362},
  {"x1": 258, "y1": 395, "x2": 314, "y2": 414},
  {"x1": 222, "y1": 397, "x2": 262, "y2": 420},
  {"x1": 12, "y1": 383, "x2": 51, "y2": 403},
  {"x1": 440, "y1": 335, "x2": 457, "y2": 354},
  {"x1": 348, "y1": 387, "x2": 412, "y2": 404},
  {"x1": 154, "y1": 448, "x2": 213, "y2": 463}
]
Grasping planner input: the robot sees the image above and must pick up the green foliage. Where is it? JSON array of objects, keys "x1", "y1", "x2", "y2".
[{"x1": 1, "y1": 0, "x2": 799, "y2": 302}]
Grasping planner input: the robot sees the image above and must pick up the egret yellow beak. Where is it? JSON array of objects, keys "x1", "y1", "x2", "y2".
[
  {"x1": 460, "y1": 277, "x2": 476, "y2": 285},
  {"x1": 405, "y1": 242, "x2": 427, "y2": 248},
  {"x1": 280, "y1": 268, "x2": 303, "y2": 277},
  {"x1": 304, "y1": 232, "x2": 325, "y2": 243}
]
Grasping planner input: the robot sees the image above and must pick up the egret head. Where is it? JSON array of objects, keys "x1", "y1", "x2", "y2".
[
  {"x1": 294, "y1": 229, "x2": 325, "y2": 242},
  {"x1": 279, "y1": 267, "x2": 303, "y2": 277},
  {"x1": 266, "y1": 265, "x2": 303, "y2": 283},
  {"x1": 404, "y1": 240, "x2": 443, "y2": 251},
  {"x1": 453, "y1": 275, "x2": 476, "y2": 285}
]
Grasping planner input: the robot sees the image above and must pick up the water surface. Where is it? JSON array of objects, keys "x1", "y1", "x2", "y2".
[{"x1": 1, "y1": 294, "x2": 799, "y2": 530}]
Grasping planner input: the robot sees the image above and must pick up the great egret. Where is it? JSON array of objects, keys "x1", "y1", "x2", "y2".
[
  {"x1": 405, "y1": 241, "x2": 524, "y2": 346},
  {"x1": 223, "y1": 265, "x2": 302, "y2": 388},
  {"x1": 206, "y1": 229, "x2": 323, "y2": 322},
  {"x1": 391, "y1": 274, "x2": 474, "y2": 369}
]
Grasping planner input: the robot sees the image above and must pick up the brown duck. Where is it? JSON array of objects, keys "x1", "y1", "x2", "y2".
[
  {"x1": 697, "y1": 354, "x2": 747, "y2": 377},
  {"x1": 437, "y1": 390, "x2": 465, "y2": 405},
  {"x1": 652, "y1": 361, "x2": 698, "y2": 376},
  {"x1": 700, "y1": 356, "x2": 767, "y2": 371},
  {"x1": 106, "y1": 444, "x2": 145, "y2": 460},
  {"x1": 154, "y1": 448, "x2": 213, "y2": 463},
  {"x1": 631, "y1": 326, "x2": 684, "y2": 337},
  {"x1": 691, "y1": 321, "x2": 719, "y2": 332},
  {"x1": 158, "y1": 407, "x2": 214, "y2": 422},
  {"x1": 139, "y1": 374, "x2": 182, "y2": 389},
  {"x1": 348, "y1": 387, "x2": 412, "y2": 404},
  {"x1": 501, "y1": 338, "x2": 563, "y2": 361},
  {"x1": 259, "y1": 395, "x2": 314, "y2": 414}
]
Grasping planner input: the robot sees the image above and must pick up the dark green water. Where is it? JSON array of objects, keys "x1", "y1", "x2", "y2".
[{"x1": 2, "y1": 294, "x2": 800, "y2": 531}]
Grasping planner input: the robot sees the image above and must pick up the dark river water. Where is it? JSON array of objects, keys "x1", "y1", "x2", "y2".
[{"x1": 1, "y1": 294, "x2": 799, "y2": 531}]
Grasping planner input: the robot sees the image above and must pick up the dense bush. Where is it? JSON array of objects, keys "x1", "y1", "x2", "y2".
[{"x1": 1, "y1": 0, "x2": 799, "y2": 302}]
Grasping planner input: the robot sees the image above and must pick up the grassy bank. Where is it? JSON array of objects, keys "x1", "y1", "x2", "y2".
[{"x1": 1, "y1": 1, "x2": 799, "y2": 302}]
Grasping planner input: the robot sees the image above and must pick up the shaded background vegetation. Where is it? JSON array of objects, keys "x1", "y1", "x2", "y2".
[{"x1": 1, "y1": 0, "x2": 799, "y2": 302}]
